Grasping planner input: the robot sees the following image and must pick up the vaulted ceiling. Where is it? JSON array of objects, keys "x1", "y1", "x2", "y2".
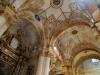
[{"x1": 1, "y1": 0, "x2": 100, "y2": 74}]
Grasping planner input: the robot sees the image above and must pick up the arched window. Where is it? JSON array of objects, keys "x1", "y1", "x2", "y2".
[{"x1": 10, "y1": 38, "x2": 18, "y2": 49}]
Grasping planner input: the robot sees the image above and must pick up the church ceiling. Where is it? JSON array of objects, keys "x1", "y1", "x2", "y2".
[
  {"x1": 55, "y1": 25, "x2": 100, "y2": 61},
  {"x1": 38, "y1": 0, "x2": 97, "y2": 19},
  {"x1": 3, "y1": 0, "x2": 99, "y2": 60},
  {"x1": 1, "y1": 0, "x2": 100, "y2": 73}
]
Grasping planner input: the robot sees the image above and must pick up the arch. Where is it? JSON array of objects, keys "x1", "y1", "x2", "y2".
[
  {"x1": 14, "y1": 18, "x2": 43, "y2": 45},
  {"x1": 17, "y1": 10, "x2": 44, "y2": 40},
  {"x1": 72, "y1": 50, "x2": 100, "y2": 75},
  {"x1": 50, "y1": 20, "x2": 90, "y2": 46},
  {"x1": 21, "y1": 18, "x2": 43, "y2": 38},
  {"x1": 71, "y1": 42, "x2": 100, "y2": 60}
]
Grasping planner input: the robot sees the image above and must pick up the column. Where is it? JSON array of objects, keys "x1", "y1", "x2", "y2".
[
  {"x1": 36, "y1": 51, "x2": 50, "y2": 75},
  {"x1": 43, "y1": 56, "x2": 50, "y2": 75},
  {"x1": 36, "y1": 56, "x2": 45, "y2": 75},
  {"x1": 0, "y1": 15, "x2": 9, "y2": 37}
]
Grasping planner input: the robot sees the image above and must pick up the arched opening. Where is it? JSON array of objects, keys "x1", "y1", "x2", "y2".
[
  {"x1": 72, "y1": 50, "x2": 100, "y2": 75},
  {"x1": 77, "y1": 58, "x2": 100, "y2": 75}
]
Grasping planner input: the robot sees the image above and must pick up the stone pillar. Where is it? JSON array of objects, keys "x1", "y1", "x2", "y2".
[
  {"x1": 36, "y1": 56, "x2": 45, "y2": 75},
  {"x1": 0, "y1": 15, "x2": 9, "y2": 37},
  {"x1": 36, "y1": 51, "x2": 50, "y2": 75},
  {"x1": 44, "y1": 57, "x2": 50, "y2": 75}
]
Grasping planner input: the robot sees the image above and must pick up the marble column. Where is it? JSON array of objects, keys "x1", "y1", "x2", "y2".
[
  {"x1": 36, "y1": 52, "x2": 50, "y2": 75},
  {"x1": 36, "y1": 56, "x2": 45, "y2": 75},
  {"x1": 43, "y1": 57, "x2": 50, "y2": 75}
]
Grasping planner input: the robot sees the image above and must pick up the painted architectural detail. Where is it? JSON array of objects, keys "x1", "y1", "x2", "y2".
[{"x1": 50, "y1": 0, "x2": 63, "y2": 8}]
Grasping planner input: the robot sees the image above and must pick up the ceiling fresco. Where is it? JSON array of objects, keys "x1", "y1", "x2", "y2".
[{"x1": 0, "y1": 0, "x2": 100, "y2": 75}]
